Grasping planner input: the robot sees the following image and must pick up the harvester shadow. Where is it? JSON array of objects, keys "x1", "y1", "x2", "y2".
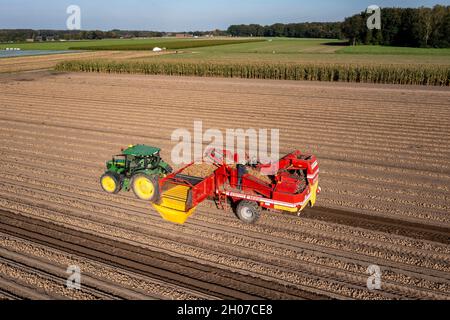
[{"x1": 301, "y1": 206, "x2": 450, "y2": 245}]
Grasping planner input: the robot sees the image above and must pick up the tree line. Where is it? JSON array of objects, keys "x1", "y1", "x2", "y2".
[
  {"x1": 0, "y1": 29, "x2": 166, "y2": 42},
  {"x1": 227, "y1": 23, "x2": 342, "y2": 39},
  {"x1": 0, "y1": 29, "x2": 232, "y2": 43},
  {"x1": 342, "y1": 5, "x2": 450, "y2": 47},
  {"x1": 226, "y1": 5, "x2": 450, "y2": 47},
  {"x1": 1, "y1": 5, "x2": 449, "y2": 47}
]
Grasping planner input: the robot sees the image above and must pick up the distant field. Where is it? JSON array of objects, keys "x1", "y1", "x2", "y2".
[
  {"x1": 186, "y1": 38, "x2": 346, "y2": 54},
  {"x1": 338, "y1": 45, "x2": 450, "y2": 55},
  {"x1": 153, "y1": 52, "x2": 450, "y2": 65},
  {"x1": 142, "y1": 38, "x2": 450, "y2": 65},
  {"x1": 2, "y1": 38, "x2": 449, "y2": 66},
  {"x1": 0, "y1": 38, "x2": 262, "y2": 51},
  {"x1": 0, "y1": 38, "x2": 144, "y2": 50},
  {"x1": 69, "y1": 39, "x2": 265, "y2": 50}
]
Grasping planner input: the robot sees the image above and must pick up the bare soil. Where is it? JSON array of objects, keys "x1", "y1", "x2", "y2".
[{"x1": 0, "y1": 51, "x2": 167, "y2": 73}]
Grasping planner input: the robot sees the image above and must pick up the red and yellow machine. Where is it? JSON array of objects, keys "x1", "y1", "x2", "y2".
[{"x1": 151, "y1": 149, "x2": 320, "y2": 224}]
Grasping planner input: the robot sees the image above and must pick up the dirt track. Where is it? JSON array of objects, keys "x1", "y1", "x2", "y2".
[{"x1": 0, "y1": 71, "x2": 449, "y2": 299}]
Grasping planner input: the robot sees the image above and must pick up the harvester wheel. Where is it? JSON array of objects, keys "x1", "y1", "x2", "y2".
[
  {"x1": 131, "y1": 174, "x2": 159, "y2": 202},
  {"x1": 100, "y1": 172, "x2": 121, "y2": 194},
  {"x1": 236, "y1": 200, "x2": 261, "y2": 224}
]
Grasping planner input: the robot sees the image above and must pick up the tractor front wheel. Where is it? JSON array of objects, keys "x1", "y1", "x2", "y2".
[
  {"x1": 236, "y1": 200, "x2": 261, "y2": 224},
  {"x1": 131, "y1": 174, "x2": 159, "y2": 202},
  {"x1": 100, "y1": 172, "x2": 122, "y2": 194}
]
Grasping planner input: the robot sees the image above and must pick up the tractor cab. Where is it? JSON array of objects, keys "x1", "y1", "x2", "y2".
[
  {"x1": 122, "y1": 144, "x2": 162, "y2": 169},
  {"x1": 106, "y1": 145, "x2": 168, "y2": 174}
]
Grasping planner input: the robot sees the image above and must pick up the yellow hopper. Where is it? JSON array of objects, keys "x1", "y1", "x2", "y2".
[{"x1": 152, "y1": 184, "x2": 196, "y2": 224}]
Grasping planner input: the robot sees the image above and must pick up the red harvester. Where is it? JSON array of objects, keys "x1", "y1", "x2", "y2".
[{"x1": 152, "y1": 148, "x2": 320, "y2": 224}]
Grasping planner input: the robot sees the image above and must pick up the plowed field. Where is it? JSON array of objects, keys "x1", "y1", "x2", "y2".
[{"x1": 0, "y1": 71, "x2": 449, "y2": 300}]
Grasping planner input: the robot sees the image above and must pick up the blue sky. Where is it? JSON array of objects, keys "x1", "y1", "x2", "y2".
[{"x1": 0, "y1": 0, "x2": 449, "y2": 31}]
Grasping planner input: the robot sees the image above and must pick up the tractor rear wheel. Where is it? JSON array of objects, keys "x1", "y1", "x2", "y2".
[
  {"x1": 236, "y1": 200, "x2": 261, "y2": 224},
  {"x1": 131, "y1": 174, "x2": 159, "y2": 202},
  {"x1": 100, "y1": 172, "x2": 121, "y2": 194}
]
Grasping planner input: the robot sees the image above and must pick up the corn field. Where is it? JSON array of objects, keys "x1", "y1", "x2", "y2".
[{"x1": 55, "y1": 60, "x2": 450, "y2": 86}]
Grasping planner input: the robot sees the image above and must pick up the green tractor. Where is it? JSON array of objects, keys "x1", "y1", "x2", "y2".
[{"x1": 100, "y1": 144, "x2": 173, "y2": 202}]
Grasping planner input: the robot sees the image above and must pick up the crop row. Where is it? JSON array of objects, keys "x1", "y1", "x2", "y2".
[{"x1": 55, "y1": 60, "x2": 450, "y2": 86}]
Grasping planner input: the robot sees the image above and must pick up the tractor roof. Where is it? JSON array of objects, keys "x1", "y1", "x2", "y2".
[{"x1": 122, "y1": 144, "x2": 161, "y2": 156}]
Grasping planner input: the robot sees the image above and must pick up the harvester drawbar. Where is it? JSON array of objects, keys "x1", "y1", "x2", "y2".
[{"x1": 101, "y1": 145, "x2": 320, "y2": 224}]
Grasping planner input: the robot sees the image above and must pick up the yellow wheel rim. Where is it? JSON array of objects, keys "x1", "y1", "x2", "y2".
[
  {"x1": 102, "y1": 176, "x2": 117, "y2": 193},
  {"x1": 134, "y1": 177, "x2": 154, "y2": 199}
]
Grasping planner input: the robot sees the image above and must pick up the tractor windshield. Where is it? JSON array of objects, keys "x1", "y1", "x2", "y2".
[
  {"x1": 127, "y1": 156, "x2": 143, "y2": 171},
  {"x1": 126, "y1": 154, "x2": 161, "y2": 172}
]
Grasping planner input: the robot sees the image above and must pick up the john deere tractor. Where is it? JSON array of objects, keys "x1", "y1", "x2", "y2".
[{"x1": 100, "y1": 144, "x2": 173, "y2": 202}]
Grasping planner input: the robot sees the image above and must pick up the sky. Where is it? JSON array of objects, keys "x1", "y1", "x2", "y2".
[{"x1": 0, "y1": 0, "x2": 449, "y2": 31}]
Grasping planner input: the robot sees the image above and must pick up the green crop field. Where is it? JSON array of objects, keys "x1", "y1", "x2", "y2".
[
  {"x1": 138, "y1": 38, "x2": 450, "y2": 66},
  {"x1": 185, "y1": 38, "x2": 346, "y2": 53},
  {"x1": 69, "y1": 39, "x2": 265, "y2": 50},
  {"x1": 337, "y1": 45, "x2": 450, "y2": 56},
  {"x1": 0, "y1": 38, "x2": 142, "y2": 50},
  {"x1": 2, "y1": 37, "x2": 449, "y2": 65},
  {"x1": 0, "y1": 38, "x2": 262, "y2": 51}
]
